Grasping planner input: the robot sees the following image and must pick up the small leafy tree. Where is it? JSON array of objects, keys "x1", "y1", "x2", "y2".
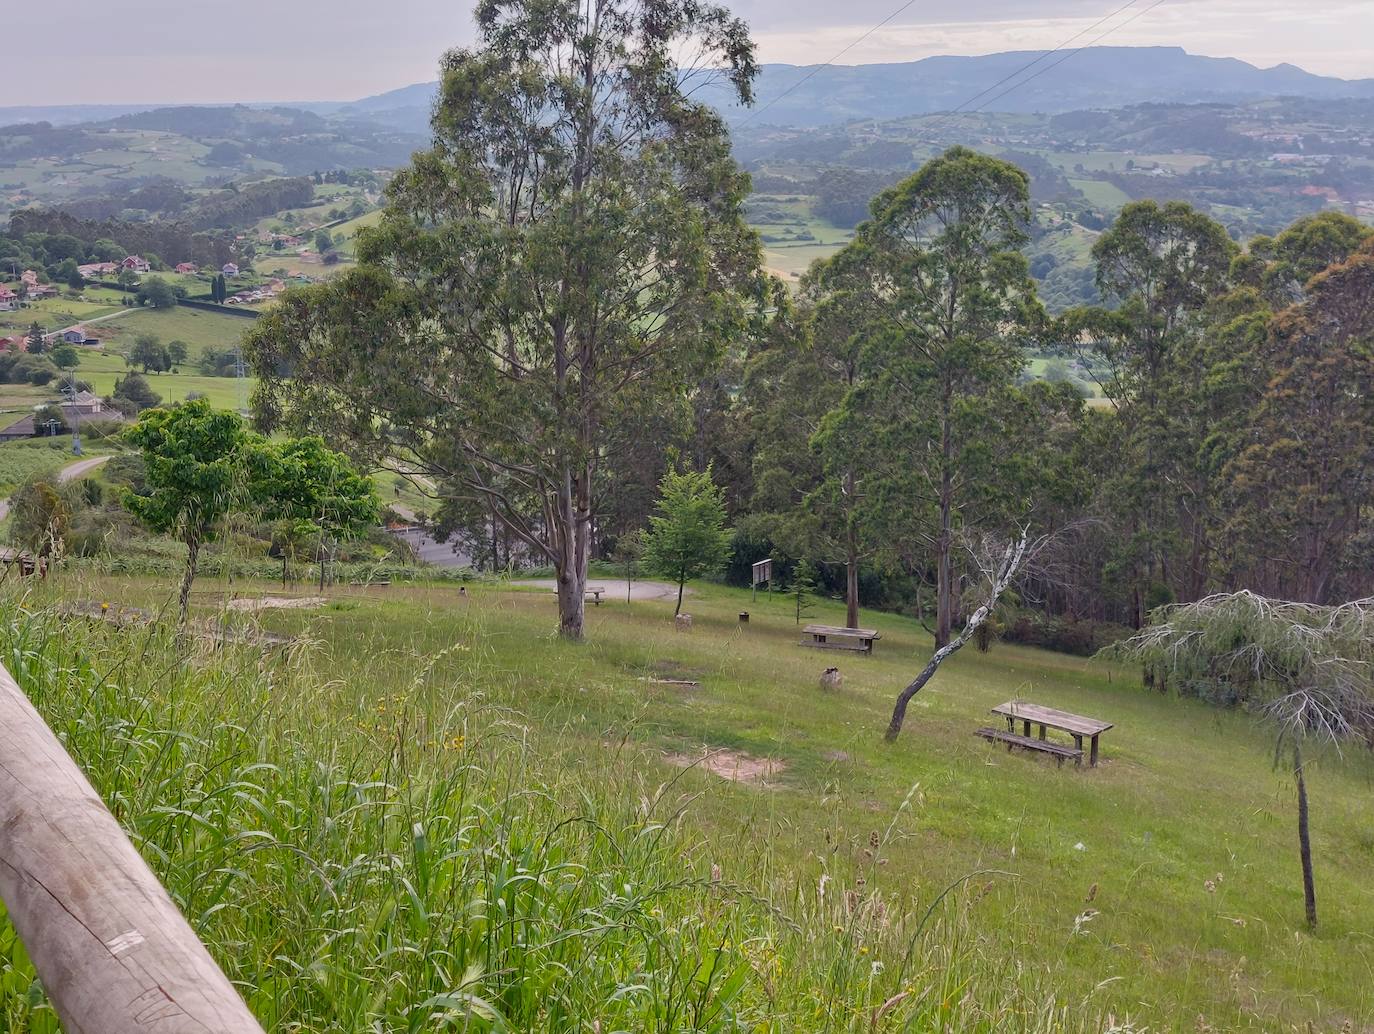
[
  {"x1": 136, "y1": 276, "x2": 177, "y2": 309},
  {"x1": 130, "y1": 334, "x2": 170, "y2": 374},
  {"x1": 25, "y1": 322, "x2": 45, "y2": 355},
  {"x1": 643, "y1": 467, "x2": 731, "y2": 616},
  {"x1": 167, "y1": 340, "x2": 189, "y2": 370},
  {"x1": 253, "y1": 436, "x2": 379, "y2": 591},
  {"x1": 122, "y1": 400, "x2": 255, "y2": 624},
  {"x1": 611, "y1": 529, "x2": 645, "y2": 604},
  {"x1": 790, "y1": 558, "x2": 818, "y2": 625},
  {"x1": 51, "y1": 343, "x2": 80, "y2": 370},
  {"x1": 1104, "y1": 591, "x2": 1374, "y2": 929},
  {"x1": 111, "y1": 373, "x2": 162, "y2": 413}
]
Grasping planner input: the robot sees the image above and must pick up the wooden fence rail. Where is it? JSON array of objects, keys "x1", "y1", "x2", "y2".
[{"x1": 0, "y1": 663, "x2": 265, "y2": 1033}]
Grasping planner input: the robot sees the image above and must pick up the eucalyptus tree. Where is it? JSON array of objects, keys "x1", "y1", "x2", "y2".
[
  {"x1": 829, "y1": 147, "x2": 1042, "y2": 647},
  {"x1": 245, "y1": 0, "x2": 762, "y2": 640},
  {"x1": 1066, "y1": 200, "x2": 1236, "y2": 621},
  {"x1": 1106, "y1": 591, "x2": 1374, "y2": 929}
]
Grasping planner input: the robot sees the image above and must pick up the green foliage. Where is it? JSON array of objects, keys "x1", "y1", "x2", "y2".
[
  {"x1": 789, "y1": 557, "x2": 818, "y2": 624},
  {"x1": 110, "y1": 372, "x2": 162, "y2": 412},
  {"x1": 643, "y1": 466, "x2": 731, "y2": 614},
  {"x1": 135, "y1": 275, "x2": 178, "y2": 309},
  {"x1": 7, "y1": 477, "x2": 70, "y2": 556},
  {"x1": 129, "y1": 333, "x2": 171, "y2": 374},
  {"x1": 245, "y1": 0, "x2": 762, "y2": 640},
  {"x1": 50, "y1": 343, "x2": 80, "y2": 370}
]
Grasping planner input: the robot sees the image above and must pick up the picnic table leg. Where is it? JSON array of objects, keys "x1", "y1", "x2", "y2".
[
  {"x1": 1038, "y1": 723, "x2": 1047, "y2": 741},
  {"x1": 1090, "y1": 734, "x2": 1099, "y2": 767},
  {"x1": 1022, "y1": 719, "x2": 1031, "y2": 737},
  {"x1": 1005, "y1": 716, "x2": 1014, "y2": 734},
  {"x1": 1072, "y1": 734, "x2": 1083, "y2": 768}
]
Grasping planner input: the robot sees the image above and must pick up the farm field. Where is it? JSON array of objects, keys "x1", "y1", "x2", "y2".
[
  {"x1": 78, "y1": 304, "x2": 257, "y2": 358},
  {"x1": 2, "y1": 570, "x2": 1371, "y2": 1030},
  {"x1": 74, "y1": 350, "x2": 252, "y2": 409}
]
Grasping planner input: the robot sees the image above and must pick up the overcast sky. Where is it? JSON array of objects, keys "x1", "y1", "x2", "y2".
[{"x1": 14, "y1": 0, "x2": 1374, "y2": 106}]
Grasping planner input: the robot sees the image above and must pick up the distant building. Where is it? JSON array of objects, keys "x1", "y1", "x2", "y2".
[
  {"x1": 26, "y1": 283, "x2": 58, "y2": 299},
  {"x1": 0, "y1": 393, "x2": 122, "y2": 441},
  {"x1": 0, "y1": 335, "x2": 23, "y2": 351},
  {"x1": 222, "y1": 262, "x2": 240, "y2": 277},
  {"x1": 20, "y1": 270, "x2": 39, "y2": 286},
  {"x1": 122, "y1": 255, "x2": 151, "y2": 272},
  {"x1": 78, "y1": 262, "x2": 119, "y2": 278},
  {"x1": 59, "y1": 328, "x2": 87, "y2": 344},
  {"x1": 0, "y1": 287, "x2": 16, "y2": 311},
  {"x1": 175, "y1": 262, "x2": 197, "y2": 274}
]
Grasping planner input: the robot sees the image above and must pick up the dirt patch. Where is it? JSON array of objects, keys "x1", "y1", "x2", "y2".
[
  {"x1": 665, "y1": 748, "x2": 785, "y2": 786},
  {"x1": 225, "y1": 596, "x2": 328, "y2": 612}
]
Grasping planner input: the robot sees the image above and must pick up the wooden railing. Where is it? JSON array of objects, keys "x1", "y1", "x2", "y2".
[{"x1": 0, "y1": 664, "x2": 265, "y2": 1033}]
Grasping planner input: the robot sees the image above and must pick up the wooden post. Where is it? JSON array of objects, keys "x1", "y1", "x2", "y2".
[{"x1": 0, "y1": 664, "x2": 265, "y2": 1034}]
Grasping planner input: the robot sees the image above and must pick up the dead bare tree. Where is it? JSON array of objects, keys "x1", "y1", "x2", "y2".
[
  {"x1": 886, "y1": 526, "x2": 1038, "y2": 741},
  {"x1": 1104, "y1": 590, "x2": 1374, "y2": 929}
]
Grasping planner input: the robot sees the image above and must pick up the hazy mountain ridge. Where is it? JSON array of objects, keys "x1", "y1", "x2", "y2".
[{"x1": 7, "y1": 46, "x2": 1374, "y2": 133}]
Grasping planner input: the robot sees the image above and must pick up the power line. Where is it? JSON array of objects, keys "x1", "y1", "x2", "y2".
[
  {"x1": 739, "y1": 0, "x2": 921, "y2": 128},
  {"x1": 944, "y1": 0, "x2": 1144, "y2": 116},
  {"x1": 968, "y1": 0, "x2": 1171, "y2": 114}
]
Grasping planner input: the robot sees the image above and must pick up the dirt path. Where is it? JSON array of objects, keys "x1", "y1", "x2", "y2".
[
  {"x1": 510, "y1": 577, "x2": 686, "y2": 602},
  {"x1": 0, "y1": 454, "x2": 111, "y2": 520}
]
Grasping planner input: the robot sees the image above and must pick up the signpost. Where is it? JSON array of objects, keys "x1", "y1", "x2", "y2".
[{"x1": 751, "y1": 558, "x2": 773, "y2": 602}]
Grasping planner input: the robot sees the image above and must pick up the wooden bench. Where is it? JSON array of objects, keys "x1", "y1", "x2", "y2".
[
  {"x1": 800, "y1": 624, "x2": 880, "y2": 653},
  {"x1": 975, "y1": 727, "x2": 1084, "y2": 767}
]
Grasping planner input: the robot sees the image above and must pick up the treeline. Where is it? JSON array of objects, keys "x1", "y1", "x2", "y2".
[
  {"x1": 6, "y1": 209, "x2": 239, "y2": 267},
  {"x1": 600, "y1": 164, "x2": 1374, "y2": 638}
]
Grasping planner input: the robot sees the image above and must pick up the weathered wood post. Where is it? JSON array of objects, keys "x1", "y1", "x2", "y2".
[{"x1": 0, "y1": 664, "x2": 265, "y2": 1033}]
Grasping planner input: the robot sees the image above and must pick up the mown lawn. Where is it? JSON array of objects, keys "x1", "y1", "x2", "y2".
[{"x1": 14, "y1": 568, "x2": 1373, "y2": 1031}]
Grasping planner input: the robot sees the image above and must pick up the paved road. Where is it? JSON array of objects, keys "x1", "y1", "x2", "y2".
[
  {"x1": 388, "y1": 525, "x2": 473, "y2": 569},
  {"x1": 0, "y1": 454, "x2": 111, "y2": 520}
]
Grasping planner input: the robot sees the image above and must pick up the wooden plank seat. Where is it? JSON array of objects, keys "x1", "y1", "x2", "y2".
[
  {"x1": 800, "y1": 624, "x2": 880, "y2": 653},
  {"x1": 975, "y1": 726, "x2": 1084, "y2": 767}
]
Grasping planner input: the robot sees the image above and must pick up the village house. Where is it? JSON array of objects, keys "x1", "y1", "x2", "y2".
[
  {"x1": 222, "y1": 262, "x2": 240, "y2": 277},
  {"x1": 175, "y1": 262, "x2": 197, "y2": 274},
  {"x1": 25, "y1": 283, "x2": 58, "y2": 299},
  {"x1": 0, "y1": 287, "x2": 17, "y2": 311},
  {"x1": 20, "y1": 270, "x2": 39, "y2": 286},
  {"x1": 122, "y1": 255, "x2": 151, "y2": 273},
  {"x1": 77, "y1": 262, "x2": 119, "y2": 278},
  {"x1": 0, "y1": 390, "x2": 122, "y2": 442},
  {"x1": 0, "y1": 336, "x2": 23, "y2": 351}
]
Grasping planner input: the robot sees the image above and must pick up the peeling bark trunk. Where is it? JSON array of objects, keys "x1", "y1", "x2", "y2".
[
  {"x1": 887, "y1": 531, "x2": 1029, "y2": 741},
  {"x1": 554, "y1": 463, "x2": 590, "y2": 640},
  {"x1": 0, "y1": 664, "x2": 265, "y2": 1033}
]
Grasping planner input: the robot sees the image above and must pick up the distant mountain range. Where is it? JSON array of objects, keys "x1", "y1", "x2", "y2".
[
  {"x1": 5, "y1": 46, "x2": 1374, "y2": 134},
  {"x1": 330, "y1": 46, "x2": 1374, "y2": 130}
]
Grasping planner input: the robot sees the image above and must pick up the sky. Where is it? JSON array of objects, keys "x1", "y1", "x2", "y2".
[{"x1": 12, "y1": 0, "x2": 1374, "y2": 106}]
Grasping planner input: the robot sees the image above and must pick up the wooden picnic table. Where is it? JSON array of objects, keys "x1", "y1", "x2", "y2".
[
  {"x1": 800, "y1": 624, "x2": 881, "y2": 654},
  {"x1": 991, "y1": 700, "x2": 1113, "y2": 766}
]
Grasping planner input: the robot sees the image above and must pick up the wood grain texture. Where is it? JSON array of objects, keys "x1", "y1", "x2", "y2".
[{"x1": 0, "y1": 664, "x2": 265, "y2": 1034}]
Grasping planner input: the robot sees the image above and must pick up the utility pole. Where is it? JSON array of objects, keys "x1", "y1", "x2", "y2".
[
  {"x1": 68, "y1": 366, "x2": 82, "y2": 456},
  {"x1": 235, "y1": 345, "x2": 247, "y2": 414}
]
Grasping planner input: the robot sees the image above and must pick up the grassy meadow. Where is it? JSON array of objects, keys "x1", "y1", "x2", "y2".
[{"x1": 0, "y1": 567, "x2": 1370, "y2": 1031}]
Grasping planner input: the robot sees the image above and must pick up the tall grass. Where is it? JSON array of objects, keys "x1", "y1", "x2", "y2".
[{"x1": 0, "y1": 594, "x2": 1123, "y2": 1032}]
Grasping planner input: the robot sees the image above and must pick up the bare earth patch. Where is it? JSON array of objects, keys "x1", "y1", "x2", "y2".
[
  {"x1": 225, "y1": 596, "x2": 328, "y2": 612},
  {"x1": 664, "y1": 748, "x2": 785, "y2": 786}
]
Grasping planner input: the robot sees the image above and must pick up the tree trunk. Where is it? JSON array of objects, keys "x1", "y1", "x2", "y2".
[
  {"x1": 886, "y1": 531, "x2": 1029, "y2": 741},
  {"x1": 675, "y1": 566, "x2": 686, "y2": 616},
  {"x1": 553, "y1": 465, "x2": 590, "y2": 640},
  {"x1": 845, "y1": 554, "x2": 859, "y2": 629},
  {"x1": 0, "y1": 663, "x2": 266, "y2": 1034},
  {"x1": 1294, "y1": 742, "x2": 1317, "y2": 929},
  {"x1": 177, "y1": 534, "x2": 200, "y2": 626},
  {"x1": 935, "y1": 392, "x2": 954, "y2": 649},
  {"x1": 282, "y1": 552, "x2": 288, "y2": 589}
]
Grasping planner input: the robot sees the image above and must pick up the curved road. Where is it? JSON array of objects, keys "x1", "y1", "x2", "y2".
[{"x1": 0, "y1": 454, "x2": 111, "y2": 520}]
